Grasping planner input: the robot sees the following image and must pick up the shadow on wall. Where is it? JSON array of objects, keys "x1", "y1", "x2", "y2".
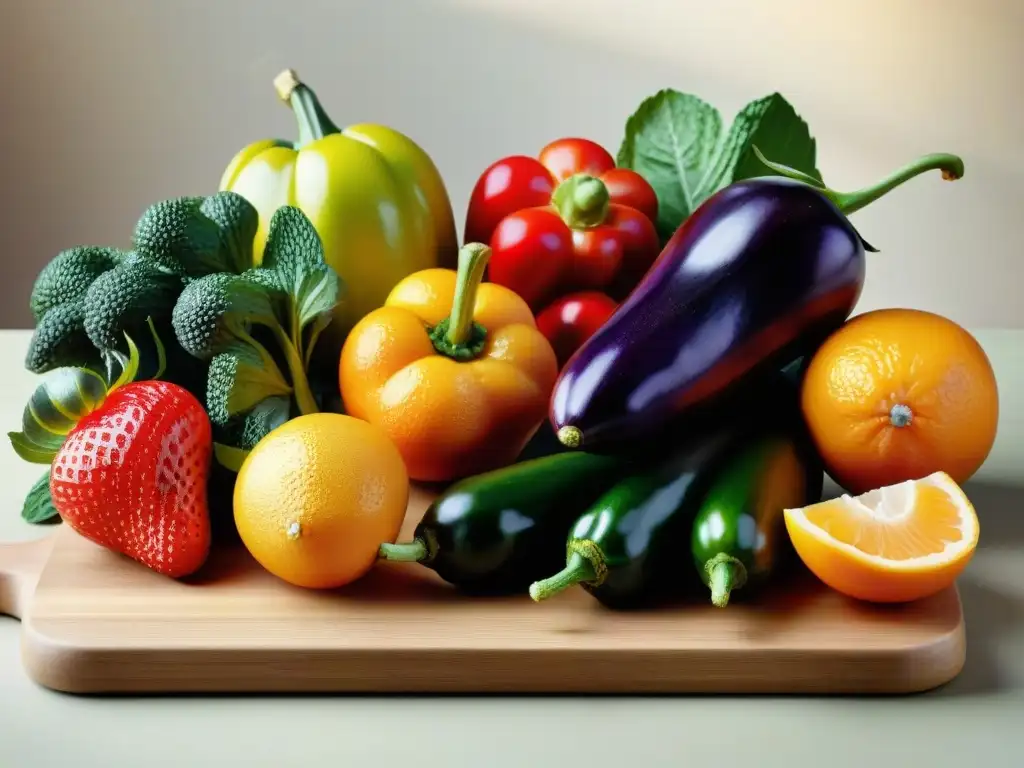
[{"x1": 0, "y1": 0, "x2": 1020, "y2": 328}]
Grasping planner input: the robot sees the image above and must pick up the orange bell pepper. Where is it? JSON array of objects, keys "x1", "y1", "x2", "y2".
[{"x1": 340, "y1": 243, "x2": 559, "y2": 482}]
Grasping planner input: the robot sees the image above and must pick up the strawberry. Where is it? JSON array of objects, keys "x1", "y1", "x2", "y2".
[{"x1": 49, "y1": 380, "x2": 213, "y2": 578}]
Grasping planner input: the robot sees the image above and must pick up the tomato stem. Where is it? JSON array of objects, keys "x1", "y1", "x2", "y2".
[{"x1": 552, "y1": 173, "x2": 611, "y2": 229}]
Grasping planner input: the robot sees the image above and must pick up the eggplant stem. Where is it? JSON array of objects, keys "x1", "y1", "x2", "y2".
[
  {"x1": 529, "y1": 552, "x2": 596, "y2": 602},
  {"x1": 705, "y1": 553, "x2": 747, "y2": 608},
  {"x1": 750, "y1": 145, "x2": 964, "y2": 217},
  {"x1": 378, "y1": 540, "x2": 428, "y2": 563}
]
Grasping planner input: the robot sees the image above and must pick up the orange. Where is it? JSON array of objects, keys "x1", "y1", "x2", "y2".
[
  {"x1": 233, "y1": 413, "x2": 409, "y2": 589},
  {"x1": 801, "y1": 308, "x2": 998, "y2": 495},
  {"x1": 783, "y1": 471, "x2": 979, "y2": 603}
]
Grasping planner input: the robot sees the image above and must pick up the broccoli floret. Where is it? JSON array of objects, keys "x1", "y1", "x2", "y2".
[
  {"x1": 82, "y1": 253, "x2": 185, "y2": 353},
  {"x1": 168, "y1": 204, "x2": 342, "y2": 469},
  {"x1": 206, "y1": 343, "x2": 291, "y2": 427},
  {"x1": 132, "y1": 196, "x2": 223, "y2": 277},
  {"x1": 238, "y1": 397, "x2": 291, "y2": 449},
  {"x1": 171, "y1": 273, "x2": 281, "y2": 360},
  {"x1": 29, "y1": 246, "x2": 122, "y2": 321},
  {"x1": 24, "y1": 301, "x2": 98, "y2": 374},
  {"x1": 200, "y1": 192, "x2": 260, "y2": 275}
]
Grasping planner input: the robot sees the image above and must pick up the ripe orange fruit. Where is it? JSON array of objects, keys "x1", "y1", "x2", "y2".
[
  {"x1": 801, "y1": 308, "x2": 998, "y2": 495},
  {"x1": 783, "y1": 471, "x2": 979, "y2": 603},
  {"x1": 233, "y1": 413, "x2": 409, "y2": 589}
]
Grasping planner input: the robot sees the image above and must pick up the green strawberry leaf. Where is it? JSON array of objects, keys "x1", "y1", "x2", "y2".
[
  {"x1": 21, "y1": 471, "x2": 60, "y2": 525},
  {"x1": 617, "y1": 90, "x2": 820, "y2": 242}
]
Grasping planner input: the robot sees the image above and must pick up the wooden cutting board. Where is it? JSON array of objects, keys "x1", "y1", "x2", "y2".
[{"x1": 0, "y1": 484, "x2": 965, "y2": 695}]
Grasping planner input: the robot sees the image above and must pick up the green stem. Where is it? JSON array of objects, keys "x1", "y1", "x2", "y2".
[
  {"x1": 378, "y1": 540, "x2": 428, "y2": 563},
  {"x1": 705, "y1": 553, "x2": 747, "y2": 608},
  {"x1": 428, "y1": 243, "x2": 491, "y2": 360},
  {"x1": 551, "y1": 173, "x2": 611, "y2": 229},
  {"x1": 751, "y1": 145, "x2": 964, "y2": 217},
  {"x1": 274, "y1": 69, "x2": 341, "y2": 149},
  {"x1": 529, "y1": 552, "x2": 596, "y2": 602},
  {"x1": 447, "y1": 243, "x2": 490, "y2": 345},
  {"x1": 271, "y1": 325, "x2": 318, "y2": 415}
]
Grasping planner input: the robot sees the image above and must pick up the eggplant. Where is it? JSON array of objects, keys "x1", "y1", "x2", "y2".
[{"x1": 549, "y1": 150, "x2": 964, "y2": 450}]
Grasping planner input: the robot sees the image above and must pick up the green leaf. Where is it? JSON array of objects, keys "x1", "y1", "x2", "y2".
[
  {"x1": 206, "y1": 340, "x2": 292, "y2": 427},
  {"x1": 213, "y1": 442, "x2": 250, "y2": 473},
  {"x1": 238, "y1": 396, "x2": 291, "y2": 449},
  {"x1": 260, "y1": 205, "x2": 341, "y2": 333},
  {"x1": 200, "y1": 192, "x2": 260, "y2": 275},
  {"x1": 8, "y1": 432, "x2": 58, "y2": 464},
  {"x1": 21, "y1": 471, "x2": 60, "y2": 524},
  {"x1": 720, "y1": 94, "x2": 821, "y2": 187},
  {"x1": 617, "y1": 89, "x2": 820, "y2": 242}
]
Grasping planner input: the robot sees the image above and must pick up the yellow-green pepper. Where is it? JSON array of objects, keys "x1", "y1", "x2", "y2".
[{"x1": 219, "y1": 68, "x2": 459, "y2": 356}]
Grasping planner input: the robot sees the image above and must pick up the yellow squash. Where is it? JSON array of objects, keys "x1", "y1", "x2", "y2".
[{"x1": 219, "y1": 69, "x2": 459, "y2": 355}]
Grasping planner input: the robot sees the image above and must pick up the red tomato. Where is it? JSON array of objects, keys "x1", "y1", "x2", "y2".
[
  {"x1": 600, "y1": 168, "x2": 660, "y2": 226},
  {"x1": 569, "y1": 204, "x2": 661, "y2": 299},
  {"x1": 538, "y1": 138, "x2": 616, "y2": 182},
  {"x1": 464, "y1": 156, "x2": 555, "y2": 245},
  {"x1": 488, "y1": 208, "x2": 573, "y2": 310},
  {"x1": 536, "y1": 291, "x2": 619, "y2": 368}
]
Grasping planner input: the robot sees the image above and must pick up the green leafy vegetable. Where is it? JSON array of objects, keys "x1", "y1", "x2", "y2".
[
  {"x1": 200, "y1": 192, "x2": 260, "y2": 275},
  {"x1": 132, "y1": 196, "x2": 223, "y2": 277},
  {"x1": 618, "y1": 90, "x2": 820, "y2": 242},
  {"x1": 171, "y1": 204, "x2": 342, "y2": 468},
  {"x1": 21, "y1": 471, "x2": 60, "y2": 525}
]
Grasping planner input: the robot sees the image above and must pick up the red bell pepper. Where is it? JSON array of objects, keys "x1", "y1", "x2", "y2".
[
  {"x1": 465, "y1": 138, "x2": 661, "y2": 312},
  {"x1": 535, "y1": 291, "x2": 619, "y2": 368}
]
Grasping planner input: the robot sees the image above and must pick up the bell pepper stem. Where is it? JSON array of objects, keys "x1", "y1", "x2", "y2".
[
  {"x1": 274, "y1": 69, "x2": 341, "y2": 148},
  {"x1": 751, "y1": 146, "x2": 964, "y2": 217},
  {"x1": 378, "y1": 540, "x2": 428, "y2": 563},
  {"x1": 552, "y1": 173, "x2": 611, "y2": 229},
  {"x1": 529, "y1": 551, "x2": 596, "y2": 602},
  {"x1": 447, "y1": 243, "x2": 490, "y2": 345},
  {"x1": 705, "y1": 553, "x2": 747, "y2": 608}
]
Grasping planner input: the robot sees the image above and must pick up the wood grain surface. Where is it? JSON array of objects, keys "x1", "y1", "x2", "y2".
[{"x1": 2, "y1": 485, "x2": 966, "y2": 695}]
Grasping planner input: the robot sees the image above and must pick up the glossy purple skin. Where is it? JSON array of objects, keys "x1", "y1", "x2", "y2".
[{"x1": 550, "y1": 177, "x2": 867, "y2": 449}]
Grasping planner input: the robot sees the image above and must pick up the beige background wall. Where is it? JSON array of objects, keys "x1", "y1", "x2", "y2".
[{"x1": 0, "y1": 0, "x2": 1020, "y2": 328}]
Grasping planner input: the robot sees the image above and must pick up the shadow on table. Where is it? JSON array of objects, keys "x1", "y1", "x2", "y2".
[{"x1": 932, "y1": 480, "x2": 1024, "y2": 697}]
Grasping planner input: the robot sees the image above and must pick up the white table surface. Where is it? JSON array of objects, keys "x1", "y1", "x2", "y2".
[{"x1": 0, "y1": 328, "x2": 1021, "y2": 767}]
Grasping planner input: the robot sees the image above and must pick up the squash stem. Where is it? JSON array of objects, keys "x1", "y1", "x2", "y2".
[
  {"x1": 274, "y1": 69, "x2": 341, "y2": 149},
  {"x1": 529, "y1": 552, "x2": 596, "y2": 602},
  {"x1": 378, "y1": 540, "x2": 428, "y2": 563}
]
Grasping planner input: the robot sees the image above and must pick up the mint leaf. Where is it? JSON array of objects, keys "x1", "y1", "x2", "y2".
[
  {"x1": 617, "y1": 90, "x2": 722, "y2": 242},
  {"x1": 617, "y1": 90, "x2": 820, "y2": 242},
  {"x1": 260, "y1": 205, "x2": 341, "y2": 351},
  {"x1": 721, "y1": 93, "x2": 820, "y2": 187},
  {"x1": 22, "y1": 471, "x2": 60, "y2": 525}
]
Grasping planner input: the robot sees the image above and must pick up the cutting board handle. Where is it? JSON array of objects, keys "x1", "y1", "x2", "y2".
[{"x1": 0, "y1": 535, "x2": 54, "y2": 620}]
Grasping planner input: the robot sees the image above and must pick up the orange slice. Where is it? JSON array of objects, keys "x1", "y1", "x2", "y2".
[{"x1": 783, "y1": 471, "x2": 979, "y2": 603}]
